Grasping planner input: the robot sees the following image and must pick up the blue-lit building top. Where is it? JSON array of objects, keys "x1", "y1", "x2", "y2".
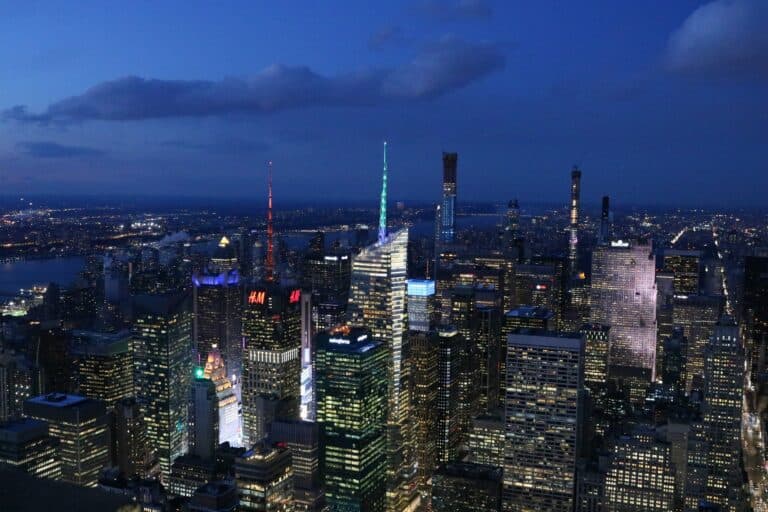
[
  {"x1": 408, "y1": 279, "x2": 435, "y2": 333},
  {"x1": 408, "y1": 279, "x2": 436, "y2": 297},
  {"x1": 192, "y1": 269, "x2": 240, "y2": 287}
]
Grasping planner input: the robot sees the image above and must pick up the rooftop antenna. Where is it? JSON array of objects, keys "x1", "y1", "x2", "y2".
[{"x1": 378, "y1": 141, "x2": 388, "y2": 244}]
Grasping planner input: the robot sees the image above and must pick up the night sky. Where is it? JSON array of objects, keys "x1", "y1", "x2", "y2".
[{"x1": 1, "y1": 1, "x2": 766, "y2": 207}]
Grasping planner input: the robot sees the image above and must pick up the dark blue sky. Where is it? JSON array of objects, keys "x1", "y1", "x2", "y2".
[{"x1": 1, "y1": 1, "x2": 766, "y2": 206}]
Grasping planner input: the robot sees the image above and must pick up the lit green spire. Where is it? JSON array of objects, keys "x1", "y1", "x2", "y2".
[{"x1": 378, "y1": 141, "x2": 388, "y2": 243}]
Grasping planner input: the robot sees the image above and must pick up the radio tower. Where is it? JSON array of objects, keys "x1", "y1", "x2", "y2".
[{"x1": 265, "y1": 160, "x2": 275, "y2": 282}]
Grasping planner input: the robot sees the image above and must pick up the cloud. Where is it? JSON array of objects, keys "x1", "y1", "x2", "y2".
[
  {"x1": 420, "y1": 0, "x2": 492, "y2": 21},
  {"x1": 161, "y1": 138, "x2": 270, "y2": 154},
  {"x1": 369, "y1": 26, "x2": 404, "y2": 50},
  {"x1": 667, "y1": 0, "x2": 768, "y2": 78},
  {"x1": 17, "y1": 141, "x2": 105, "y2": 158},
  {"x1": 4, "y1": 38, "x2": 504, "y2": 123}
]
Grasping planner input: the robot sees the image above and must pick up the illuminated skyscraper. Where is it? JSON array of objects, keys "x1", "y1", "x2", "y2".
[
  {"x1": 469, "y1": 411, "x2": 504, "y2": 468},
  {"x1": 316, "y1": 326, "x2": 388, "y2": 511},
  {"x1": 0, "y1": 418, "x2": 61, "y2": 480},
  {"x1": 503, "y1": 331, "x2": 584, "y2": 511},
  {"x1": 202, "y1": 346, "x2": 240, "y2": 447},
  {"x1": 438, "y1": 152, "x2": 457, "y2": 245},
  {"x1": 579, "y1": 324, "x2": 610, "y2": 397},
  {"x1": 663, "y1": 249, "x2": 701, "y2": 296},
  {"x1": 241, "y1": 284, "x2": 302, "y2": 446},
  {"x1": 410, "y1": 330, "x2": 438, "y2": 494},
  {"x1": 590, "y1": 240, "x2": 657, "y2": 379},
  {"x1": 132, "y1": 291, "x2": 193, "y2": 480},
  {"x1": 347, "y1": 142, "x2": 417, "y2": 512},
  {"x1": 235, "y1": 442, "x2": 294, "y2": 511},
  {"x1": 407, "y1": 279, "x2": 436, "y2": 333},
  {"x1": 71, "y1": 329, "x2": 133, "y2": 410},
  {"x1": 568, "y1": 166, "x2": 581, "y2": 275},
  {"x1": 0, "y1": 349, "x2": 35, "y2": 422},
  {"x1": 192, "y1": 257, "x2": 242, "y2": 375},
  {"x1": 604, "y1": 426, "x2": 675, "y2": 511},
  {"x1": 673, "y1": 294, "x2": 722, "y2": 393},
  {"x1": 24, "y1": 393, "x2": 108, "y2": 487},
  {"x1": 436, "y1": 326, "x2": 463, "y2": 465},
  {"x1": 270, "y1": 419, "x2": 324, "y2": 512},
  {"x1": 703, "y1": 317, "x2": 744, "y2": 509},
  {"x1": 300, "y1": 290, "x2": 314, "y2": 422}
]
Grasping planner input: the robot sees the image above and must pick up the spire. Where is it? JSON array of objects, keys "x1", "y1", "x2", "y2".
[
  {"x1": 378, "y1": 141, "x2": 388, "y2": 244},
  {"x1": 265, "y1": 160, "x2": 275, "y2": 282}
]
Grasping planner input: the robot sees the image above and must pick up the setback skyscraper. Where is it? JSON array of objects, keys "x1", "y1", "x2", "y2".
[
  {"x1": 348, "y1": 142, "x2": 417, "y2": 511},
  {"x1": 590, "y1": 239, "x2": 657, "y2": 379}
]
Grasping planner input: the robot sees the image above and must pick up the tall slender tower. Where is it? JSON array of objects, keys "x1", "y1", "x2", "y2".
[
  {"x1": 439, "y1": 152, "x2": 458, "y2": 244},
  {"x1": 265, "y1": 160, "x2": 275, "y2": 282},
  {"x1": 599, "y1": 195, "x2": 610, "y2": 244},
  {"x1": 348, "y1": 143, "x2": 417, "y2": 511},
  {"x1": 568, "y1": 166, "x2": 581, "y2": 274},
  {"x1": 379, "y1": 141, "x2": 389, "y2": 244}
]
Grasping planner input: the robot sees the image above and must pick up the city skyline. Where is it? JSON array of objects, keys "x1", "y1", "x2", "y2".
[{"x1": 1, "y1": 1, "x2": 767, "y2": 205}]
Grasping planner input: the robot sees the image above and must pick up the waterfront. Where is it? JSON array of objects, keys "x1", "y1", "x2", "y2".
[{"x1": 0, "y1": 256, "x2": 85, "y2": 299}]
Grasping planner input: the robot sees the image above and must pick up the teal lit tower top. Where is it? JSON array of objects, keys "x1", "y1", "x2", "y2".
[{"x1": 378, "y1": 141, "x2": 388, "y2": 244}]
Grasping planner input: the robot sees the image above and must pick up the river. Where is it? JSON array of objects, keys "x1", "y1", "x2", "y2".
[{"x1": 0, "y1": 257, "x2": 85, "y2": 298}]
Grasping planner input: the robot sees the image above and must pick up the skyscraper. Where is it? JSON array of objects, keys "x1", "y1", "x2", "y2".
[
  {"x1": 235, "y1": 442, "x2": 294, "y2": 511},
  {"x1": 599, "y1": 195, "x2": 610, "y2": 244},
  {"x1": 590, "y1": 240, "x2": 657, "y2": 379},
  {"x1": 435, "y1": 326, "x2": 463, "y2": 465},
  {"x1": 0, "y1": 418, "x2": 61, "y2": 480},
  {"x1": 24, "y1": 393, "x2": 108, "y2": 487},
  {"x1": 568, "y1": 166, "x2": 581, "y2": 275},
  {"x1": 202, "y1": 345, "x2": 240, "y2": 447},
  {"x1": 703, "y1": 317, "x2": 744, "y2": 509},
  {"x1": 189, "y1": 376, "x2": 218, "y2": 461},
  {"x1": 113, "y1": 397, "x2": 153, "y2": 478},
  {"x1": 604, "y1": 426, "x2": 676, "y2": 512},
  {"x1": 503, "y1": 331, "x2": 584, "y2": 511},
  {"x1": 407, "y1": 279, "x2": 435, "y2": 333},
  {"x1": 132, "y1": 291, "x2": 193, "y2": 480},
  {"x1": 0, "y1": 349, "x2": 36, "y2": 422},
  {"x1": 192, "y1": 260, "x2": 242, "y2": 375},
  {"x1": 270, "y1": 419, "x2": 324, "y2": 511},
  {"x1": 410, "y1": 330, "x2": 439, "y2": 494},
  {"x1": 316, "y1": 326, "x2": 388, "y2": 511},
  {"x1": 439, "y1": 152, "x2": 458, "y2": 245},
  {"x1": 347, "y1": 142, "x2": 417, "y2": 512},
  {"x1": 673, "y1": 294, "x2": 722, "y2": 393},
  {"x1": 70, "y1": 329, "x2": 133, "y2": 410},
  {"x1": 663, "y1": 249, "x2": 701, "y2": 296},
  {"x1": 241, "y1": 283, "x2": 301, "y2": 446}
]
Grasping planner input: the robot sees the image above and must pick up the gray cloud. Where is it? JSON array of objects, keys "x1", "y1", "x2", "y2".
[
  {"x1": 369, "y1": 26, "x2": 404, "y2": 50},
  {"x1": 420, "y1": 0, "x2": 492, "y2": 21},
  {"x1": 667, "y1": 0, "x2": 768, "y2": 78},
  {"x1": 5, "y1": 38, "x2": 504, "y2": 123},
  {"x1": 161, "y1": 138, "x2": 270, "y2": 154},
  {"x1": 17, "y1": 141, "x2": 105, "y2": 158}
]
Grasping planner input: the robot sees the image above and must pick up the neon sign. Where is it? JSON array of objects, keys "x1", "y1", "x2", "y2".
[
  {"x1": 248, "y1": 290, "x2": 266, "y2": 305},
  {"x1": 289, "y1": 289, "x2": 301, "y2": 304}
]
